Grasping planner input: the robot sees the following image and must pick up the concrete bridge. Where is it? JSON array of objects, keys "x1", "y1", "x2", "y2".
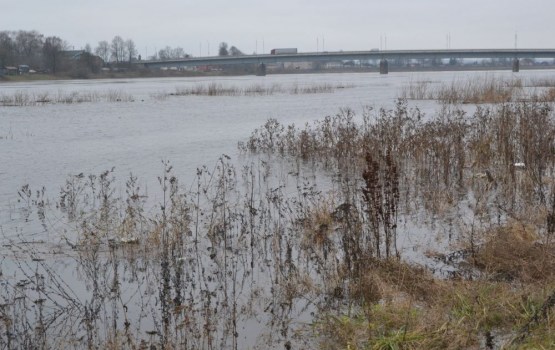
[{"x1": 135, "y1": 49, "x2": 555, "y2": 74}]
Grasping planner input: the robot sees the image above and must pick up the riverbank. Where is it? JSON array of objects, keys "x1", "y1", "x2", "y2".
[
  {"x1": 0, "y1": 69, "x2": 232, "y2": 83},
  {"x1": 2, "y1": 64, "x2": 555, "y2": 83}
]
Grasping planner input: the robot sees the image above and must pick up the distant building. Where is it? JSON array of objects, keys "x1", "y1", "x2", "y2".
[
  {"x1": 521, "y1": 58, "x2": 535, "y2": 66},
  {"x1": 284, "y1": 61, "x2": 313, "y2": 70},
  {"x1": 18, "y1": 65, "x2": 30, "y2": 74},
  {"x1": 62, "y1": 50, "x2": 86, "y2": 60},
  {"x1": 2, "y1": 66, "x2": 18, "y2": 75},
  {"x1": 324, "y1": 61, "x2": 343, "y2": 69}
]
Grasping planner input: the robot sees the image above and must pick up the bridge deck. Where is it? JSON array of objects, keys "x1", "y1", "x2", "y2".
[{"x1": 137, "y1": 49, "x2": 555, "y2": 68}]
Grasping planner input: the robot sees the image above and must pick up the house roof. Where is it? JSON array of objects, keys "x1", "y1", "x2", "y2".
[{"x1": 62, "y1": 50, "x2": 86, "y2": 60}]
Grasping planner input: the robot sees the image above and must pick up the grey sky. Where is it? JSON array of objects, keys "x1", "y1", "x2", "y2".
[{"x1": 4, "y1": 0, "x2": 554, "y2": 56}]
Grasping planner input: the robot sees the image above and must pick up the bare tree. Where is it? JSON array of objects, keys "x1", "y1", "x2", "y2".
[
  {"x1": 229, "y1": 46, "x2": 243, "y2": 56},
  {"x1": 95, "y1": 41, "x2": 110, "y2": 64},
  {"x1": 172, "y1": 47, "x2": 187, "y2": 59},
  {"x1": 125, "y1": 39, "x2": 137, "y2": 63},
  {"x1": 158, "y1": 46, "x2": 172, "y2": 60},
  {"x1": 158, "y1": 46, "x2": 188, "y2": 60},
  {"x1": 15, "y1": 30, "x2": 43, "y2": 66},
  {"x1": 42, "y1": 36, "x2": 66, "y2": 74},
  {"x1": 218, "y1": 42, "x2": 229, "y2": 56},
  {"x1": 0, "y1": 31, "x2": 15, "y2": 66},
  {"x1": 110, "y1": 36, "x2": 126, "y2": 63}
]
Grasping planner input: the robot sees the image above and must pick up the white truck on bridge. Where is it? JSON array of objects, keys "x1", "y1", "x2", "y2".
[{"x1": 270, "y1": 48, "x2": 298, "y2": 55}]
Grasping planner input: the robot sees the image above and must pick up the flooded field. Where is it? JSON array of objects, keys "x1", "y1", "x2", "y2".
[{"x1": 3, "y1": 70, "x2": 555, "y2": 349}]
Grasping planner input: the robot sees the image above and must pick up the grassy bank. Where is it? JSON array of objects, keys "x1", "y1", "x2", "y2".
[{"x1": 315, "y1": 227, "x2": 555, "y2": 349}]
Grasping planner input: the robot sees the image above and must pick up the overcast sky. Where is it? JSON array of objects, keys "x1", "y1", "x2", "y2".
[{"x1": 4, "y1": 0, "x2": 554, "y2": 57}]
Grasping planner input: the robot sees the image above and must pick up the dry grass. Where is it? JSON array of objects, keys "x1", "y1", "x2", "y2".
[
  {"x1": 315, "y1": 216, "x2": 555, "y2": 349},
  {"x1": 318, "y1": 258, "x2": 555, "y2": 350},
  {"x1": 0, "y1": 89, "x2": 134, "y2": 106},
  {"x1": 434, "y1": 77, "x2": 515, "y2": 104},
  {"x1": 398, "y1": 80, "x2": 433, "y2": 100},
  {"x1": 471, "y1": 221, "x2": 555, "y2": 283},
  {"x1": 348, "y1": 258, "x2": 441, "y2": 305},
  {"x1": 530, "y1": 87, "x2": 555, "y2": 102},
  {"x1": 398, "y1": 76, "x2": 516, "y2": 103},
  {"x1": 399, "y1": 76, "x2": 555, "y2": 104},
  {"x1": 526, "y1": 77, "x2": 555, "y2": 88},
  {"x1": 169, "y1": 82, "x2": 352, "y2": 97},
  {"x1": 301, "y1": 197, "x2": 336, "y2": 250}
]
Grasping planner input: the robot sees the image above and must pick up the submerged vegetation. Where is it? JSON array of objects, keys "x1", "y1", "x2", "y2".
[
  {"x1": 169, "y1": 82, "x2": 353, "y2": 97},
  {"x1": 241, "y1": 98, "x2": 555, "y2": 348},
  {"x1": 0, "y1": 89, "x2": 134, "y2": 106},
  {"x1": 0, "y1": 82, "x2": 352, "y2": 106},
  {"x1": 399, "y1": 75, "x2": 555, "y2": 104},
  {"x1": 4, "y1": 74, "x2": 555, "y2": 348}
]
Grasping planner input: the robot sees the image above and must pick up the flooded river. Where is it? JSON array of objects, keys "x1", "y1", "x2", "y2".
[
  {"x1": 4, "y1": 70, "x2": 552, "y2": 230},
  {"x1": 1, "y1": 69, "x2": 555, "y2": 349}
]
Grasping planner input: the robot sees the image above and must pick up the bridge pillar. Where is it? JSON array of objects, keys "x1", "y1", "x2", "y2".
[
  {"x1": 512, "y1": 58, "x2": 520, "y2": 73},
  {"x1": 379, "y1": 59, "x2": 389, "y2": 74},
  {"x1": 256, "y1": 63, "x2": 266, "y2": 76}
]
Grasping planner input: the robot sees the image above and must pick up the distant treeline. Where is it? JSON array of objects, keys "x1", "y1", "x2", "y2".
[
  {"x1": 0, "y1": 30, "x2": 106, "y2": 77},
  {"x1": 0, "y1": 30, "x2": 199, "y2": 77},
  {"x1": 0, "y1": 30, "x2": 254, "y2": 78}
]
